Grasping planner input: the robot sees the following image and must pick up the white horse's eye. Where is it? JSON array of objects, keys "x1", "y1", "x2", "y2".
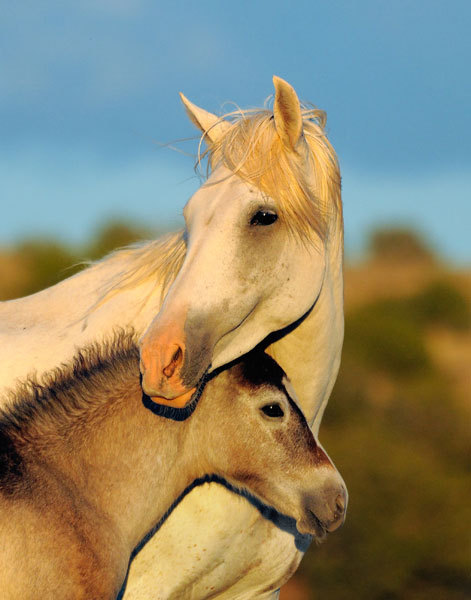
[
  {"x1": 250, "y1": 210, "x2": 278, "y2": 226},
  {"x1": 261, "y1": 403, "x2": 284, "y2": 418}
]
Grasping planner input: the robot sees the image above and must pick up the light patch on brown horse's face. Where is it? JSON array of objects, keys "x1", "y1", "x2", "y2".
[
  {"x1": 195, "y1": 353, "x2": 347, "y2": 539},
  {"x1": 139, "y1": 166, "x2": 326, "y2": 400}
]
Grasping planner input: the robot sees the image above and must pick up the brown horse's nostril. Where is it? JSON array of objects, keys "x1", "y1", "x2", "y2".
[
  {"x1": 335, "y1": 493, "x2": 345, "y2": 514},
  {"x1": 326, "y1": 489, "x2": 347, "y2": 532},
  {"x1": 163, "y1": 345, "x2": 183, "y2": 379}
]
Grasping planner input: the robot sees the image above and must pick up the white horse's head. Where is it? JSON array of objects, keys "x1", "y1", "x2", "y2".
[{"x1": 139, "y1": 77, "x2": 342, "y2": 402}]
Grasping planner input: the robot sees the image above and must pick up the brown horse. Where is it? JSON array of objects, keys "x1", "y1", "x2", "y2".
[{"x1": 0, "y1": 334, "x2": 346, "y2": 599}]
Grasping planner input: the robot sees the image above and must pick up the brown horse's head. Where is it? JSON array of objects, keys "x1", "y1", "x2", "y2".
[{"x1": 191, "y1": 351, "x2": 347, "y2": 538}]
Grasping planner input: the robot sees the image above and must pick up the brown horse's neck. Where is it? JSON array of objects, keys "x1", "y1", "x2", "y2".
[
  {"x1": 46, "y1": 391, "x2": 197, "y2": 548},
  {"x1": 3, "y1": 342, "x2": 203, "y2": 552}
]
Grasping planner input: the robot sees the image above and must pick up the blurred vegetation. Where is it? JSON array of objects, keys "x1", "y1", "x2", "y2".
[
  {"x1": 85, "y1": 220, "x2": 155, "y2": 261},
  {"x1": 0, "y1": 224, "x2": 470, "y2": 599},
  {"x1": 11, "y1": 240, "x2": 82, "y2": 298},
  {"x1": 296, "y1": 228, "x2": 471, "y2": 599},
  {"x1": 368, "y1": 228, "x2": 436, "y2": 264}
]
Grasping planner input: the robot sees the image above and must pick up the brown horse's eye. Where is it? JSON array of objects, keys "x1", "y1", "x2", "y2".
[
  {"x1": 250, "y1": 210, "x2": 278, "y2": 226},
  {"x1": 261, "y1": 403, "x2": 284, "y2": 418}
]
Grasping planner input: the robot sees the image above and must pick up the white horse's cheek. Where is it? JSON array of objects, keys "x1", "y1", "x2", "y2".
[{"x1": 276, "y1": 260, "x2": 325, "y2": 321}]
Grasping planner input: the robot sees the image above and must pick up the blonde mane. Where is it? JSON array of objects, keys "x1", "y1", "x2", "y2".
[
  {"x1": 201, "y1": 104, "x2": 342, "y2": 243},
  {"x1": 86, "y1": 231, "x2": 186, "y2": 315},
  {"x1": 87, "y1": 101, "x2": 342, "y2": 311}
]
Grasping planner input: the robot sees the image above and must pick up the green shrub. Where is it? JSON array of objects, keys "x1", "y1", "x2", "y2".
[
  {"x1": 368, "y1": 228, "x2": 435, "y2": 264},
  {"x1": 344, "y1": 302, "x2": 430, "y2": 376},
  {"x1": 410, "y1": 281, "x2": 470, "y2": 330},
  {"x1": 85, "y1": 220, "x2": 153, "y2": 261},
  {"x1": 15, "y1": 240, "x2": 81, "y2": 297}
]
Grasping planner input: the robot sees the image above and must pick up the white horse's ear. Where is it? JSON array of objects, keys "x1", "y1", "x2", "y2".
[
  {"x1": 273, "y1": 76, "x2": 304, "y2": 152},
  {"x1": 179, "y1": 93, "x2": 230, "y2": 144}
]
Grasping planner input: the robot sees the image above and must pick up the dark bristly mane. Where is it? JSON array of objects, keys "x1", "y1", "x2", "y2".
[{"x1": 0, "y1": 330, "x2": 139, "y2": 447}]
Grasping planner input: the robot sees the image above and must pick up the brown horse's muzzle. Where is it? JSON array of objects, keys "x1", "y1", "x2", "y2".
[{"x1": 297, "y1": 474, "x2": 348, "y2": 538}]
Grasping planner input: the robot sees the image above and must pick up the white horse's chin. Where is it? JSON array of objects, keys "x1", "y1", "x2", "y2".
[{"x1": 210, "y1": 324, "x2": 265, "y2": 372}]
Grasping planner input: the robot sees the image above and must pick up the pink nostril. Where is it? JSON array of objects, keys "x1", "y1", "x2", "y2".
[{"x1": 162, "y1": 345, "x2": 183, "y2": 379}]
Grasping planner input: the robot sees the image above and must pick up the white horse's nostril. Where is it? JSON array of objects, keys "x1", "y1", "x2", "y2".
[{"x1": 163, "y1": 345, "x2": 183, "y2": 379}]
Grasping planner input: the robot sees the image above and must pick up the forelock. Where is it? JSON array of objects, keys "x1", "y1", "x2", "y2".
[{"x1": 199, "y1": 105, "x2": 342, "y2": 245}]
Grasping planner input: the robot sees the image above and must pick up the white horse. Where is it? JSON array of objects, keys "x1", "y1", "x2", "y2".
[{"x1": 0, "y1": 77, "x2": 344, "y2": 598}]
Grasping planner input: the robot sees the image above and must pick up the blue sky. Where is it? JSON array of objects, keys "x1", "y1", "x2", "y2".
[{"x1": 1, "y1": 1, "x2": 470, "y2": 262}]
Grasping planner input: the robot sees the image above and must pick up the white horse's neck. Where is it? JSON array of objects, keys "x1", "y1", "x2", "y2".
[
  {"x1": 0, "y1": 255, "x2": 163, "y2": 397},
  {"x1": 268, "y1": 228, "x2": 344, "y2": 434}
]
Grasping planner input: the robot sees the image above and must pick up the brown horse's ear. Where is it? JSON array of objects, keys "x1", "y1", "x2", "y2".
[
  {"x1": 179, "y1": 93, "x2": 230, "y2": 144},
  {"x1": 273, "y1": 76, "x2": 304, "y2": 152}
]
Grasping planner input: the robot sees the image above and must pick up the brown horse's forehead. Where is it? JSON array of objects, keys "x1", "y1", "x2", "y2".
[
  {"x1": 223, "y1": 358, "x2": 312, "y2": 431},
  {"x1": 232, "y1": 353, "x2": 285, "y2": 390}
]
